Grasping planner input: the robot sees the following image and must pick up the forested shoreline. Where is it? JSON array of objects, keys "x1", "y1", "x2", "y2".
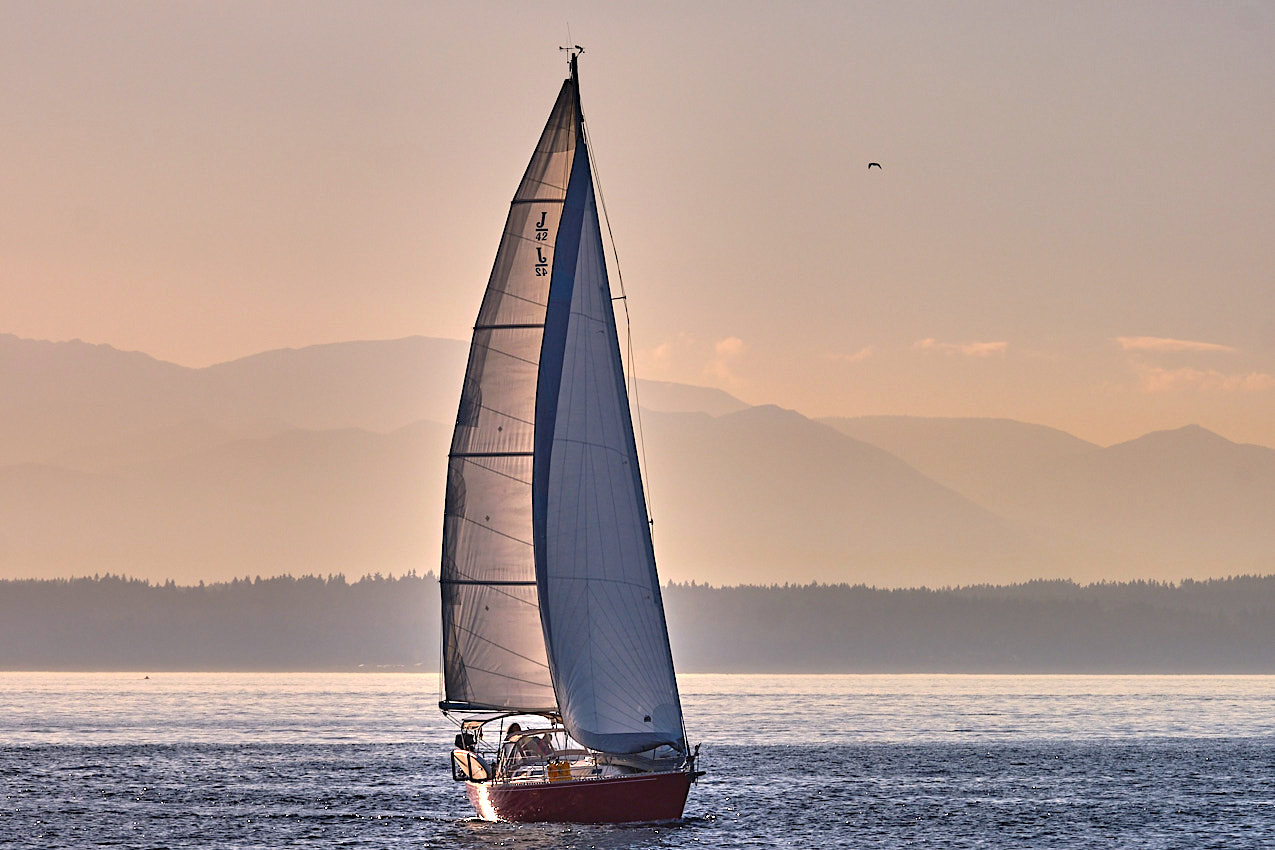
[{"x1": 4, "y1": 573, "x2": 1275, "y2": 672}]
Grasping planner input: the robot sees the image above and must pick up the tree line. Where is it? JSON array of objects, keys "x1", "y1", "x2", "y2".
[
  {"x1": 663, "y1": 576, "x2": 1275, "y2": 672},
  {"x1": 0, "y1": 573, "x2": 436, "y2": 671},
  {"x1": 3, "y1": 573, "x2": 1275, "y2": 672}
]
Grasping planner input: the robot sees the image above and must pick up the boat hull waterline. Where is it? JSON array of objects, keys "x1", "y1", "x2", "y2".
[{"x1": 465, "y1": 770, "x2": 694, "y2": 823}]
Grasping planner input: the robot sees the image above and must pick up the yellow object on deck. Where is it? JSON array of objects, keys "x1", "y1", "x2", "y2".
[{"x1": 546, "y1": 761, "x2": 571, "y2": 782}]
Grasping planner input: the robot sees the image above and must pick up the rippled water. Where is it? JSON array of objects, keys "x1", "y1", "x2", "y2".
[{"x1": 4, "y1": 673, "x2": 1274, "y2": 847}]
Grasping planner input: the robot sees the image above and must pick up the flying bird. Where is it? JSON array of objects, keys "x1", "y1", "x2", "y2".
[{"x1": 867, "y1": 162, "x2": 882, "y2": 169}]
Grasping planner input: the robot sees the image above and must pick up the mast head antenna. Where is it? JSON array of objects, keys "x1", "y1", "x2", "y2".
[{"x1": 560, "y1": 44, "x2": 584, "y2": 78}]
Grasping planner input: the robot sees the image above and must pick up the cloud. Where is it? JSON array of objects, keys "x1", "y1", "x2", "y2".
[
  {"x1": 648, "y1": 340, "x2": 676, "y2": 367},
  {"x1": 824, "y1": 345, "x2": 874, "y2": 363},
  {"x1": 913, "y1": 338, "x2": 1008, "y2": 357},
  {"x1": 1115, "y1": 336, "x2": 1236, "y2": 353},
  {"x1": 639, "y1": 333, "x2": 699, "y2": 380},
  {"x1": 714, "y1": 336, "x2": 745, "y2": 358},
  {"x1": 1116, "y1": 336, "x2": 1269, "y2": 393},
  {"x1": 707, "y1": 336, "x2": 747, "y2": 384},
  {"x1": 639, "y1": 334, "x2": 749, "y2": 389},
  {"x1": 1135, "y1": 365, "x2": 1275, "y2": 393}
]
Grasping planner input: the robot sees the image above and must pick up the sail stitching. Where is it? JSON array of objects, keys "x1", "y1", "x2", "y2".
[
  {"x1": 455, "y1": 514, "x2": 532, "y2": 547},
  {"x1": 449, "y1": 564, "x2": 534, "y2": 588},
  {"x1": 449, "y1": 451, "x2": 533, "y2": 458},
  {"x1": 449, "y1": 625, "x2": 550, "y2": 671},
  {"x1": 457, "y1": 458, "x2": 531, "y2": 487},
  {"x1": 440, "y1": 579, "x2": 536, "y2": 586},
  {"x1": 508, "y1": 229, "x2": 557, "y2": 250},
  {"x1": 481, "y1": 288, "x2": 546, "y2": 311},
  {"x1": 475, "y1": 345, "x2": 540, "y2": 369},
  {"x1": 468, "y1": 404, "x2": 535, "y2": 428},
  {"x1": 519, "y1": 177, "x2": 570, "y2": 196},
  {"x1": 459, "y1": 664, "x2": 552, "y2": 685},
  {"x1": 447, "y1": 573, "x2": 536, "y2": 608}
]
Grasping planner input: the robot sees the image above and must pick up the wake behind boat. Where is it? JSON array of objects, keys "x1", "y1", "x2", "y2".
[{"x1": 437, "y1": 50, "x2": 701, "y2": 823}]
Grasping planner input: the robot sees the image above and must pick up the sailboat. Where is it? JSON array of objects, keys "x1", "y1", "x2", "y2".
[{"x1": 438, "y1": 51, "x2": 700, "y2": 824}]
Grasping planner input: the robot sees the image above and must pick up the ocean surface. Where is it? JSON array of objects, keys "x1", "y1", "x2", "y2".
[{"x1": 3, "y1": 673, "x2": 1274, "y2": 848}]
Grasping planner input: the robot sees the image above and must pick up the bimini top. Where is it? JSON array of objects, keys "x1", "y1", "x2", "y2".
[{"x1": 452, "y1": 710, "x2": 563, "y2": 733}]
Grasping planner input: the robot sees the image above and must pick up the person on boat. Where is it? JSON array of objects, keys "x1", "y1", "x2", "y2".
[
  {"x1": 530, "y1": 733, "x2": 553, "y2": 758},
  {"x1": 502, "y1": 723, "x2": 528, "y2": 767}
]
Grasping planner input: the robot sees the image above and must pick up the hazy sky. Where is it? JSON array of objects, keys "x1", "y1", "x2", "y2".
[{"x1": 4, "y1": 1, "x2": 1273, "y2": 447}]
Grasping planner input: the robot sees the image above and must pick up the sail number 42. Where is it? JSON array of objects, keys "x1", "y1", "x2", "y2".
[{"x1": 534, "y1": 211, "x2": 551, "y2": 275}]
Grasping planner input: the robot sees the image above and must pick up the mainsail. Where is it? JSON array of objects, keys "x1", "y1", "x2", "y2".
[
  {"x1": 439, "y1": 79, "x2": 578, "y2": 713},
  {"x1": 442, "y1": 57, "x2": 685, "y2": 756}
]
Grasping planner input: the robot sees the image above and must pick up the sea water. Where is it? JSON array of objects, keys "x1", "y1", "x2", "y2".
[{"x1": 3, "y1": 673, "x2": 1274, "y2": 848}]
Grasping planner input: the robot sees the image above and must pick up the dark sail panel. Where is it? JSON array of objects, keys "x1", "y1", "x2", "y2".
[{"x1": 440, "y1": 80, "x2": 578, "y2": 713}]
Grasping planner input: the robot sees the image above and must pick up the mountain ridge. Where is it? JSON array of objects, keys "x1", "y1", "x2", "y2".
[{"x1": 3, "y1": 334, "x2": 1271, "y2": 585}]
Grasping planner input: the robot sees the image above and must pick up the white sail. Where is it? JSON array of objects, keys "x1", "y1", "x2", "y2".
[
  {"x1": 439, "y1": 80, "x2": 578, "y2": 713},
  {"x1": 532, "y1": 65, "x2": 686, "y2": 754}
]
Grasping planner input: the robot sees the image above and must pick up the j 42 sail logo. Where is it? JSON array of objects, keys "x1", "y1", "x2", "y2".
[{"x1": 533, "y1": 210, "x2": 551, "y2": 276}]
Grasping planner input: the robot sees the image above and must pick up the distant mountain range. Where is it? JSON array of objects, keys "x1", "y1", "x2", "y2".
[
  {"x1": 2, "y1": 333, "x2": 1272, "y2": 585},
  {"x1": 822, "y1": 416, "x2": 1275, "y2": 580}
]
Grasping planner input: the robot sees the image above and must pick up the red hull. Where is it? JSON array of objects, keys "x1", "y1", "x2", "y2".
[{"x1": 465, "y1": 770, "x2": 693, "y2": 823}]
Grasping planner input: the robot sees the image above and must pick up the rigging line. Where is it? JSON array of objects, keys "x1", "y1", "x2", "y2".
[{"x1": 579, "y1": 100, "x2": 657, "y2": 535}]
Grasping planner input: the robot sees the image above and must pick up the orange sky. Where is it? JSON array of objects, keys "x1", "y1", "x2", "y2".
[{"x1": 3, "y1": 1, "x2": 1273, "y2": 447}]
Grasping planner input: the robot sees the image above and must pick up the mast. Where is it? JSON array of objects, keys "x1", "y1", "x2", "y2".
[{"x1": 563, "y1": 44, "x2": 583, "y2": 87}]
